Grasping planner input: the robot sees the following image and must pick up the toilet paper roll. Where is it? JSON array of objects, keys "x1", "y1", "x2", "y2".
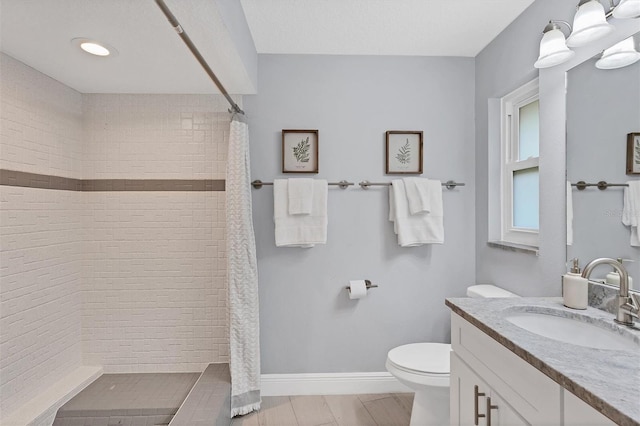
[{"x1": 349, "y1": 280, "x2": 368, "y2": 300}]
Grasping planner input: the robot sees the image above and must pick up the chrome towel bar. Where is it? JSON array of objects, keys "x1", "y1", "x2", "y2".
[
  {"x1": 251, "y1": 180, "x2": 354, "y2": 189},
  {"x1": 572, "y1": 181, "x2": 630, "y2": 190},
  {"x1": 359, "y1": 180, "x2": 465, "y2": 190}
]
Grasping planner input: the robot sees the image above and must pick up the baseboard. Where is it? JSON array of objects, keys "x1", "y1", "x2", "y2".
[
  {"x1": 260, "y1": 372, "x2": 411, "y2": 396},
  {"x1": 2, "y1": 366, "x2": 103, "y2": 426}
]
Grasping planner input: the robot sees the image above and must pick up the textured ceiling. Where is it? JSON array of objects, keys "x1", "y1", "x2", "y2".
[
  {"x1": 240, "y1": 0, "x2": 536, "y2": 57},
  {"x1": 1, "y1": 0, "x2": 537, "y2": 94},
  {"x1": 1, "y1": 0, "x2": 255, "y2": 94}
]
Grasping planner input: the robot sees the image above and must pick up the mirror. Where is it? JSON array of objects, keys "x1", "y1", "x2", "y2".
[{"x1": 566, "y1": 32, "x2": 640, "y2": 287}]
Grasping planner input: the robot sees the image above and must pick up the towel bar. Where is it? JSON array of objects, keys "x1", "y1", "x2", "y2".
[
  {"x1": 359, "y1": 180, "x2": 465, "y2": 190},
  {"x1": 251, "y1": 180, "x2": 353, "y2": 189},
  {"x1": 572, "y1": 181, "x2": 630, "y2": 190}
]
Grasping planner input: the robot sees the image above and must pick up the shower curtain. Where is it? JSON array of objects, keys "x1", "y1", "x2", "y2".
[{"x1": 226, "y1": 116, "x2": 261, "y2": 417}]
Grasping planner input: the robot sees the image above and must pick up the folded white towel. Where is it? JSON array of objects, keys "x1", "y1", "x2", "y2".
[
  {"x1": 403, "y1": 178, "x2": 442, "y2": 215},
  {"x1": 566, "y1": 181, "x2": 573, "y2": 246},
  {"x1": 403, "y1": 178, "x2": 438, "y2": 215},
  {"x1": 274, "y1": 179, "x2": 328, "y2": 247},
  {"x1": 288, "y1": 178, "x2": 314, "y2": 215},
  {"x1": 622, "y1": 180, "x2": 640, "y2": 247},
  {"x1": 390, "y1": 179, "x2": 444, "y2": 246}
]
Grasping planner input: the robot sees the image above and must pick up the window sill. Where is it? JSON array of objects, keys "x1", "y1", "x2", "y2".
[{"x1": 487, "y1": 241, "x2": 539, "y2": 256}]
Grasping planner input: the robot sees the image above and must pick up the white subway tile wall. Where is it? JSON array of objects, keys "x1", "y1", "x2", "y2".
[
  {"x1": 0, "y1": 54, "x2": 83, "y2": 178},
  {"x1": 82, "y1": 191, "x2": 228, "y2": 372},
  {"x1": 83, "y1": 94, "x2": 229, "y2": 180},
  {"x1": 0, "y1": 54, "x2": 84, "y2": 417},
  {"x1": 0, "y1": 53, "x2": 230, "y2": 416}
]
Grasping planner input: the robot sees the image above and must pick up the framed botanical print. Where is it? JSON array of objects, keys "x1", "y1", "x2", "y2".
[
  {"x1": 386, "y1": 131, "x2": 423, "y2": 174},
  {"x1": 282, "y1": 129, "x2": 319, "y2": 173},
  {"x1": 626, "y1": 132, "x2": 640, "y2": 175}
]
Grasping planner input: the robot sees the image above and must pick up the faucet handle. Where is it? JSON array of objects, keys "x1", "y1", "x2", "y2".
[{"x1": 622, "y1": 292, "x2": 640, "y2": 318}]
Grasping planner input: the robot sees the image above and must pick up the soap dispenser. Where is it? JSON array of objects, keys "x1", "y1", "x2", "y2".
[
  {"x1": 563, "y1": 258, "x2": 588, "y2": 309},
  {"x1": 605, "y1": 258, "x2": 634, "y2": 290}
]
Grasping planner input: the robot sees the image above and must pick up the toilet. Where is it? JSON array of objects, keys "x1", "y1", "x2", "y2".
[{"x1": 385, "y1": 285, "x2": 518, "y2": 426}]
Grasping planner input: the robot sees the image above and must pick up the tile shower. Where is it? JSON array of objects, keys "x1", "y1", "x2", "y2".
[{"x1": 0, "y1": 53, "x2": 231, "y2": 420}]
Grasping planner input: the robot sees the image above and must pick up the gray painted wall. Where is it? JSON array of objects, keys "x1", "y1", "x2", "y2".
[
  {"x1": 244, "y1": 55, "x2": 475, "y2": 373},
  {"x1": 475, "y1": 0, "x2": 586, "y2": 297},
  {"x1": 476, "y1": 0, "x2": 640, "y2": 296},
  {"x1": 567, "y1": 57, "x2": 640, "y2": 282}
]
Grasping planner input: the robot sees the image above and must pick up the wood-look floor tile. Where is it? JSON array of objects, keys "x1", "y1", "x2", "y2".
[
  {"x1": 324, "y1": 394, "x2": 378, "y2": 426},
  {"x1": 290, "y1": 396, "x2": 337, "y2": 426},
  {"x1": 357, "y1": 393, "x2": 391, "y2": 403},
  {"x1": 258, "y1": 396, "x2": 298, "y2": 426},
  {"x1": 231, "y1": 410, "x2": 260, "y2": 426},
  {"x1": 393, "y1": 393, "x2": 414, "y2": 414},
  {"x1": 362, "y1": 395, "x2": 411, "y2": 426}
]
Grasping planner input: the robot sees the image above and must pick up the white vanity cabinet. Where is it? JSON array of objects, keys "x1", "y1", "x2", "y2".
[
  {"x1": 563, "y1": 391, "x2": 616, "y2": 426},
  {"x1": 451, "y1": 352, "x2": 527, "y2": 426},
  {"x1": 450, "y1": 312, "x2": 562, "y2": 425},
  {"x1": 450, "y1": 312, "x2": 617, "y2": 426}
]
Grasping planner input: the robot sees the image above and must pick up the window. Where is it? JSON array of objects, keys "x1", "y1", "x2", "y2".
[{"x1": 501, "y1": 79, "x2": 539, "y2": 247}]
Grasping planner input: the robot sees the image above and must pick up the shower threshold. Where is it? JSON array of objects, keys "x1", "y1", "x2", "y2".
[{"x1": 53, "y1": 364, "x2": 231, "y2": 426}]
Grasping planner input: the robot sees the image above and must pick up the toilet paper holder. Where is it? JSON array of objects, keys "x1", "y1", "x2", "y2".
[{"x1": 345, "y1": 280, "x2": 378, "y2": 292}]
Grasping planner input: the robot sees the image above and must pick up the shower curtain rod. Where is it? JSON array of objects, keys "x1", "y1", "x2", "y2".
[{"x1": 154, "y1": 0, "x2": 245, "y2": 115}]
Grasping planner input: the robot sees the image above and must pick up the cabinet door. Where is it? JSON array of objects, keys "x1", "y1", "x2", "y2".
[
  {"x1": 452, "y1": 353, "x2": 530, "y2": 426},
  {"x1": 451, "y1": 352, "x2": 490, "y2": 426},
  {"x1": 563, "y1": 390, "x2": 616, "y2": 426},
  {"x1": 487, "y1": 390, "x2": 530, "y2": 426}
]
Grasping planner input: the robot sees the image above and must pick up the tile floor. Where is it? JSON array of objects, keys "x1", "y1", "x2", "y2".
[{"x1": 231, "y1": 393, "x2": 414, "y2": 426}]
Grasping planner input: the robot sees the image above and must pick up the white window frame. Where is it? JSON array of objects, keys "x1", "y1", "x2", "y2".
[{"x1": 500, "y1": 78, "x2": 539, "y2": 247}]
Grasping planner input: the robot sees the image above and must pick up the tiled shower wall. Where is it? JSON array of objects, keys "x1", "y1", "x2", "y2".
[
  {"x1": 0, "y1": 54, "x2": 84, "y2": 417},
  {"x1": 81, "y1": 95, "x2": 229, "y2": 372},
  {"x1": 0, "y1": 54, "x2": 230, "y2": 417}
]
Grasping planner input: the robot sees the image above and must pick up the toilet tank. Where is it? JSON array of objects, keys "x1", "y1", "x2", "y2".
[{"x1": 467, "y1": 284, "x2": 519, "y2": 298}]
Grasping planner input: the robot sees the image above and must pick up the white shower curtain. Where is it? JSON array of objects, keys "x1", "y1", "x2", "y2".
[{"x1": 226, "y1": 116, "x2": 261, "y2": 417}]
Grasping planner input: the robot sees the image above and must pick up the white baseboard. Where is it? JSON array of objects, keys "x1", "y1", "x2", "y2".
[
  {"x1": 261, "y1": 372, "x2": 412, "y2": 396},
  {"x1": 2, "y1": 366, "x2": 103, "y2": 426}
]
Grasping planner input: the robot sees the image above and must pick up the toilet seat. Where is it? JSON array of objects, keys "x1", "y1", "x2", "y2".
[{"x1": 386, "y1": 343, "x2": 451, "y2": 387}]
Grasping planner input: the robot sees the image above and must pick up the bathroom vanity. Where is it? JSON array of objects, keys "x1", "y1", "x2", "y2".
[{"x1": 446, "y1": 297, "x2": 640, "y2": 426}]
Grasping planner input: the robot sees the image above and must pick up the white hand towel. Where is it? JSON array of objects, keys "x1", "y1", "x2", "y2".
[
  {"x1": 274, "y1": 179, "x2": 328, "y2": 247},
  {"x1": 622, "y1": 180, "x2": 640, "y2": 247},
  {"x1": 288, "y1": 178, "x2": 314, "y2": 215},
  {"x1": 390, "y1": 179, "x2": 444, "y2": 246},
  {"x1": 403, "y1": 178, "x2": 439, "y2": 215},
  {"x1": 566, "y1": 181, "x2": 573, "y2": 246}
]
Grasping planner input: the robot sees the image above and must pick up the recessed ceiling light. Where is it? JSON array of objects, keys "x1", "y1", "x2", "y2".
[
  {"x1": 71, "y1": 38, "x2": 118, "y2": 57},
  {"x1": 80, "y1": 42, "x2": 110, "y2": 56}
]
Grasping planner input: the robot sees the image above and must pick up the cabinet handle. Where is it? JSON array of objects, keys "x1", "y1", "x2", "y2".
[
  {"x1": 486, "y1": 397, "x2": 498, "y2": 426},
  {"x1": 474, "y1": 385, "x2": 486, "y2": 425}
]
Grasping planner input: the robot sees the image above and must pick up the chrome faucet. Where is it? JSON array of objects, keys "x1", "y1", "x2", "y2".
[{"x1": 582, "y1": 258, "x2": 640, "y2": 327}]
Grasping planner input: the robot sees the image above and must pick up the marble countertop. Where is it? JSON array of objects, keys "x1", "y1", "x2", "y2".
[{"x1": 445, "y1": 297, "x2": 640, "y2": 426}]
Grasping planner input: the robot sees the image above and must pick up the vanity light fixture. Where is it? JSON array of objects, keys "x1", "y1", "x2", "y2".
[
  {"x1": 566, "y1": 0, "x2": 615, "y2": 47},
  {"x1": 595, "y1": 36, "x2": 640, "y2": 68},
  {"x1": 536, "y1": 0, "x2": 640, "y2": 69},
  {"x1": 534, "y1": 21, "x2": 576, "y2": 69},
  {"x1": 71, "y1": 38, "x2": 118, "y2": 57},
  {"x1": 613, "y1": 0, "x2": 640, "y2": 19}
]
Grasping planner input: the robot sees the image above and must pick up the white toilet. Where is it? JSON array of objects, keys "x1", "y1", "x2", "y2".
[{"x1": 385, "y1": 285, "x2": 518, "y2": 426}]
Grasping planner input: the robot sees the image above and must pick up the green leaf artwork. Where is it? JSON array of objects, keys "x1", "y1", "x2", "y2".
[
  {"x1": 635, "y1": 140, "x2": 640, "y2": 165},
  {"x1": 396, "y1": 139, "x2": 411, "y2": 164},
  {"x1": 293, "y1": 137, "x2": 310, "y2": 163}
]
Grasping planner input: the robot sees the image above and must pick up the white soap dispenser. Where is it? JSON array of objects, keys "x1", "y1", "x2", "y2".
[
  {"x1": 563, "y1": 258, "x2": 588, "y2": 310},
  {"x1": 605, "y1": 258, "x2": 634, "y2": 290}
]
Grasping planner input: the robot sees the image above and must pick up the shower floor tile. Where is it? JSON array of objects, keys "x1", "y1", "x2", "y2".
[{"x1": 53, "y1": 372, "x2": 200, "y2": 426}]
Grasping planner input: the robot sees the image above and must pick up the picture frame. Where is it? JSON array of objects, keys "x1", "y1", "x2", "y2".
[
  {"x1": 386, "y1": 131, "x2": 423, "y2": 174},
  {"x1": 282, "y1": 129, "x2": 319, "y2": 174},
  {"x1": 626, "y1": 132, "x2": 640, "y2": 175}
]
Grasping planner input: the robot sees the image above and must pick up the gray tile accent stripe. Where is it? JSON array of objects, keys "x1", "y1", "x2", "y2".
[{"x1": 0, "y1": 170, "x2": 225, "y2": 191}]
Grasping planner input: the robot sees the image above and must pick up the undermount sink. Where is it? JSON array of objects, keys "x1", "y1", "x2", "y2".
[{"x1": 505, "y1": 311, "x2": 639, "y2": 351}]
